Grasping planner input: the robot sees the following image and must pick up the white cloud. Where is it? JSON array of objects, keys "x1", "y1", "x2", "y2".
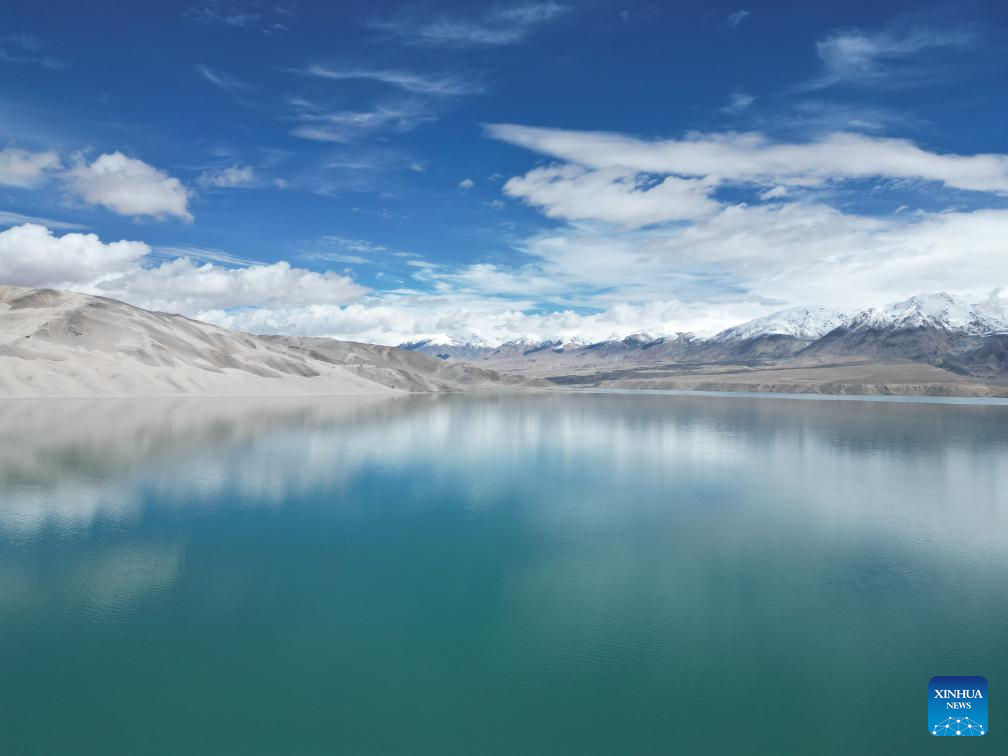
[
  {"x1": 369, "y1": 3, "x2": 569, "y2": 46},
  {"x1": 458, "y1": 177, "x2": 475, "y2": 190},
  {"x1": 64, "y1": 152, "x2": 192, "y2": 220},
  {"x1": 0, "y1": 147, "x2": 60, "y2": 188},
  {"x1": 0, "y1": 32, "x2": 63, "y2": 69},
  {"x1": 722, "y1": 91, "x2": 755, "y2": 114},
  {"x1": 301, "y1": 235, "x2": 390, "y2": 265},
  {"x1": 758, "y1": 186, "x2": 788, "y2": 200},
  {"x1": 317, "y1": 235, "x2": 387, "y2": 254},
  {"x1": 299, "y1": 65, "x2": 481, "y2": 96},
  {"x1": 0, "y1": 211, "x2": 86, "y2": 230},
  {"x1": 486, "y1": 124, "x2": 1008, "y2": 194},
  {"x1": 195, "y1": 64, "x2": 250, "y2": 90},
  {"x1": 727, "y1": 10, "x2": 749, "y2": 27},
  {"x1": 150, "y1": 245, "x2": 257, "y2": 266},
  {"x1": 107, "y1": 258, "x2": 367, "y2": 313},
  {"x1": 201, "y1": 297, "x2": 699, "y2": 346},
  {"x1": 502, "y1": 165, "x2": 719, "y2": 227},
  {"x1": 0, "y1": 223, "x2": 148, "y2": 289},
  {"x1": 5, "y1": 187, "x2": 1008, "y2": 349},
  {"x1": 184, "y1": 201, "x2": 1008, "y2": 345},
  {"x1": 185, "y1": 4, "x2": 260, "y2": 27},
  {"x1": 289, "y1": 100, "x2": 436, "y2": 143},
  {"x1": 196, "y1": 164, "x2": 259, "y2": 188},
  {"x1": 811, "y1": 26, "x2": 971, "y2": 88},
  {"x1": 0, "y1": 223, "x2": 367, "y2": 314}
]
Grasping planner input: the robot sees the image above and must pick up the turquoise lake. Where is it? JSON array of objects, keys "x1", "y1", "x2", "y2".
[{"x1": 1, "y1": 392, "x2": 1006, "y2": 754}]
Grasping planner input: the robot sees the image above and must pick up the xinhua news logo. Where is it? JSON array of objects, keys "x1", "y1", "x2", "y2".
[{"x1": 929, "y1": 676, "x2": 987, "y2": 736}]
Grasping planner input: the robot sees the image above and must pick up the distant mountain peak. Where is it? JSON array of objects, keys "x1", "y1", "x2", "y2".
[
  {"x1": 845, "y1": 292, "x2": 1008, "y2": 336},
  {"x1": 713, "y1": 305, "x2": 845, "y2": 342}
]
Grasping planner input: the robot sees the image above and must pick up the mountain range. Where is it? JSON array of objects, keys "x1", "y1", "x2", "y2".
[
  {"x1": 2, "y1": 286, "x2": 1006, "y2": 397},
  {"x1": 401, "y1": 293, "x2": 1008, "y2": 396},
  {"x1": 0, "y1": 286, "x2": 541, "y2": 396}
]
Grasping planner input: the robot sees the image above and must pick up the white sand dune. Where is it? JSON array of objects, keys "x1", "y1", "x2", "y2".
[{"x1": 0, "y1": 286, "x2": 541, "y2": 396}]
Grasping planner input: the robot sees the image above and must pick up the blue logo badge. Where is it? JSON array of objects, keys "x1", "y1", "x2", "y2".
[{"x1": 929, "y1": 676, "x2": 987, "y2": 736}]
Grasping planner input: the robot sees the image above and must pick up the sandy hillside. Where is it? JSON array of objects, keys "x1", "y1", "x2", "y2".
[{"x1": 0, "y1": 286, "x2": 542, "y2": 397}]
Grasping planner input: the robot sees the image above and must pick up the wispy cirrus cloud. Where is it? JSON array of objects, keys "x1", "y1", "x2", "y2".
[
  {"x1": 721, "y1": 91, "x2": 755, "y2": 114},
  {"x1": 807, "y1": 24, "x2": 973, "y2": 89},
  {"x1": 0, "y1": 210, "x2": 85, "y2": 231},
  {"x1": 0, "y1": 33, "x2": 63, "y2": 70},
  {"x1": 297, "y1": 65, "x2": 483, "y2": 96},
  {"x1": 195, "y1": 63, "x2": 251, "y2": 91},
  {"x1": 318, "y1": 235, "x2": 388, "y2": 254},
  {"x1": 196, "y1": 164, "x2": 259, "y2": 188},
  {"x1": 288, "y1": 98, "x2": 437, "y2": 143},
  {"x1": 301, "y1": 235, "x2": 392, "y2": 265},
  {"x1": 367, "y1": 3, "x2": 571, "y2": 47},
  {"x1": 149, "y1": 244, "x2": 259, "y2": 266},
  {"x1": 184, "y1": 3, "x2": 260, "y2": 28},
  {"x1": 727, "y1": 10, "x2": 750, "y2": 28}
]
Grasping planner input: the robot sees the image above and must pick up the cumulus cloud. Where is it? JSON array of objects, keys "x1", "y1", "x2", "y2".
[
  {"x1": 0, "y1": 223, "x2": 366, "y2": 314},
  {"x1": 7, "y1": 116, "x2": 1007, "y2": 346},
  {"x1": 0, "y1": 224, "x2": 149, "y2": 289},
  {"x1": 64, "y1": 152, "x2": 192, "y2": 220},
  {"x1": 5, "y1": 192, "x2": 1008, "y2": 348},
  {"x1": 502, "y1": 165, "x2": 719, "y2": 227},
  {"x1": 458, "y1": 177, "x2": 475, "y2": 190},
  {"x1": 486, "y1": 124, "x2": 1008, "y2": 194},
  {"x1": 107, "y1": 258, "x2": 368, "y2": 313},
  {"x1": 0, "y1": 147, "x2": 61, "y2": 188},
  {"x1": 201, "y1": 296, "x2": 715, "y2": 346},
  {"x1": 180, "y1": 201, "x2": 1007, "y2": 345},
  {"x1": 758, "y1": 185, "x2": 788, "y2": 200},
  {"x1": 466, "y1": 121, "x2": 1006, "y2": 336}
]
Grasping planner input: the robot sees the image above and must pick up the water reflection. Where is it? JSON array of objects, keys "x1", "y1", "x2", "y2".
[
  {"x1": 1, "y1": 393, "x2": 1008, "y2": 754},
  {"x1": 1, "y1": 393, "x2": 1008, "y2": 540},
  {"x1": 3, "y1": 393, "x2": 1007, "y2": 539},
  {"x1": 0, "y1": 396, "x2": 400, "y2": 536}
]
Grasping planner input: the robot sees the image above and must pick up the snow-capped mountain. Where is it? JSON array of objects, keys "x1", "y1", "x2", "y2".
[
  {"x1": 488, "y1": 336, "x2": 561, "y2": 358},
  {"x1": 619, "y1": 330, "x2": 666, "y2": 345},
  {"x1": 401, "y1": 333, "x2": 493, "y2": 349},
  {"x1": 400, "y1": 334, "x2": 494, "y2": 360},
  {"x1": 712, "y1": 306, "x2": 846, "y2": 342},
  {"x1": 843, "y1": 293, "x2": 1008, "y2": 336},
  {"x1": 401, "y1": 293, "x2": 1008, "y2": 367}
]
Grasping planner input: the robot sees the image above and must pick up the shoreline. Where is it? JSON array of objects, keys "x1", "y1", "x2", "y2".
[{"x1": 4, "y1": 384, "x2": 1008, "y2": 406}]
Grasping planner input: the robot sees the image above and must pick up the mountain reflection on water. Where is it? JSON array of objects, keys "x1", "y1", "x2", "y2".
[{"x1": 1, "y1": 392, "x2": 1007, "y2": 755}]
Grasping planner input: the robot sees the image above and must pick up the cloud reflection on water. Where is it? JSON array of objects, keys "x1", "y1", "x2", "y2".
[{"x1": 1, "y1": 393, "x2": 1007, "y2": 542}]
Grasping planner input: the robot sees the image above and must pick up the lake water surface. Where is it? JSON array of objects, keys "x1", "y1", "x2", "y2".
[{"x1": 1, "y1": 393, "x2": 1006, "y2": 754}]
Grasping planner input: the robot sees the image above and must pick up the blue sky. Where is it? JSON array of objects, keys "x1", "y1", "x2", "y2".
[{"x1": 1, "y1": 0, "x2": 1007, "y2": 343}]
